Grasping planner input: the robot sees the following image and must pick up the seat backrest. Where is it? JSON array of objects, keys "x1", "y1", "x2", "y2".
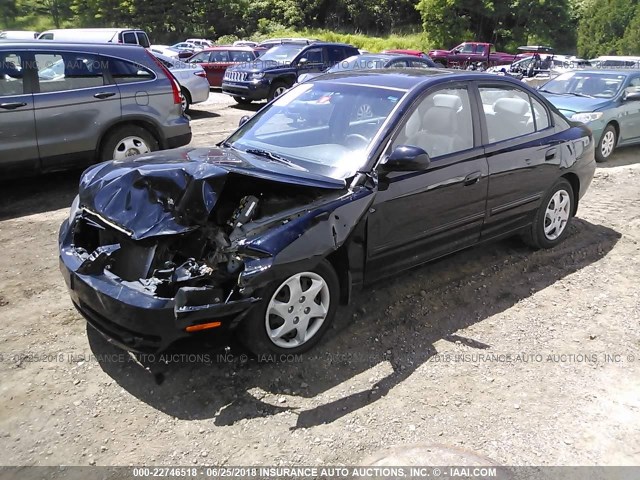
[{"x1": 490, "y1": 97, "x2": 533, "y2": 139}]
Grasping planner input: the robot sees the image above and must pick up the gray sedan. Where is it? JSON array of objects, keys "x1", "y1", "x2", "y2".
[{"x1": 154, "y1": 54, "x2": 210, "y2": 112}]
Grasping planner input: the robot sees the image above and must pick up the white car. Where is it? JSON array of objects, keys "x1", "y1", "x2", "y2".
[
  {"x1": 186, "y1": 38, "x2": 214, "y2": 48},
  {"x1": 153, "y1": 54, "x2": 210, "y2": 112},
  {"x1": 149, "y1": 45, "x2": 181, "y2": 59}
]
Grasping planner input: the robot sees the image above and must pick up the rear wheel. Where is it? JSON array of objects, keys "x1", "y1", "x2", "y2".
[
  {"x1": 100, "y1": 126, "x2": 158, "y2": 162},
  {"x1": 180, "y1": 88, "x2": 191, "y2": 113},
  {"x1": 238, "y1": 260, "x2": 339, "y2": 355},
  {"x1": 524, "y1": 179, "x2": 574, "y2": 249},
  {"x1": 596, "y1": 124, "x2": 616, "y2": 162},
  {"x1": 268, "y1": 81, "x2": 289, "y2": 102}
]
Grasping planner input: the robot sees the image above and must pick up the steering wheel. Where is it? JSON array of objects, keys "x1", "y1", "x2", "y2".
[{"x1": 344, "y1": 134, "x2": 369, "y2": 149}]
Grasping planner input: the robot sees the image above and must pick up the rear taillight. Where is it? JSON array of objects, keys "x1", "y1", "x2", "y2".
[
  {"x1": 145, "y1": 50, "x2": 182, "y2": 105},
  {"x1": 194, "y1": 71, "x2": 206, "y2": 78}
]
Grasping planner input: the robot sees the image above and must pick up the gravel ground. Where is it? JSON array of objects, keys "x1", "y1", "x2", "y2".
[{"x1": 0, "y1": 91, "x2": 639, "y2": 467}]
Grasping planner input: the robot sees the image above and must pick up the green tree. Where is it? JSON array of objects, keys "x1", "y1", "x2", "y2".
[{"x1": 577, "y1": 0, "x2": 637, "y2": 57}]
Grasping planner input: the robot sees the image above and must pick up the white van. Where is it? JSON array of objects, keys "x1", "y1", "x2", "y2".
[
  {"x1": 37, "y1": 28, "x2": 150, "y2": 47},
  {"x1": 0, "y1": 30, "x2": 39, "y2": 40}
]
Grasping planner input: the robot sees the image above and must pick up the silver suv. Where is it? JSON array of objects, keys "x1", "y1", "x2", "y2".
[{"x1": 0, "y1": 41, "x2": 192, "y2": 178}]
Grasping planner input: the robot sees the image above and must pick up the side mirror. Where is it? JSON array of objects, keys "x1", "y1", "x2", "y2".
[
  {"x1": 379, "y1": 145, "x2": 431, "y2": 172},
  {"x1": 238, "y1": 115, "x2": 251, "y2": 126},
  {"x1": 624, "y1": 91, "x2": 640, "y2": 101},
  {"x1": 298, "y1": 58, "x2": 309, "y2": 65}
]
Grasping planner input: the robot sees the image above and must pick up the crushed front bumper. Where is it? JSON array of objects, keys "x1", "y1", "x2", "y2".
[{"x1": 59, "y1": 219, "x2": 260, "y2": 353}]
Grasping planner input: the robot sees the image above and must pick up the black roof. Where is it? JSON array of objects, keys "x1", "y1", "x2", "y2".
[{"x1": 314, "y1": 69, "x2": 529, "y2": 91}]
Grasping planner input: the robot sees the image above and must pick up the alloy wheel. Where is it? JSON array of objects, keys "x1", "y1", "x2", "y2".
[
  {"x1": 544, "y1": 189, "x2": 571, "y2": 240},
  {"x1": 265, "y1": 272, "x2": 330, "y2": 349},
  {"x1": 600, "y1": 130, "x2": 615, "y2": 158},
  {"x1": 112, "y1": 136, "x2": 151, "y2": 160}
]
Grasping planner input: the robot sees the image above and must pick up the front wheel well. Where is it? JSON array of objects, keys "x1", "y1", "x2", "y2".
[{"x1": 325, "y1": 247, "x2": 351, "y2": 305}]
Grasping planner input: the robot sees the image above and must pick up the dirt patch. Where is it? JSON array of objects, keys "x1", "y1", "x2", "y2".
[{"x1": 0, "y1": 93, "x2": 639, "y2": 467}]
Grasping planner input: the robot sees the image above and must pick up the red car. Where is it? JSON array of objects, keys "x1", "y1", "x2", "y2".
[
  {"x1": 428, "y1": 42, "x2": 515, "y2": 68},
  {"x1": 187, "y1": 46, "x2": 260, "y2": 87}
]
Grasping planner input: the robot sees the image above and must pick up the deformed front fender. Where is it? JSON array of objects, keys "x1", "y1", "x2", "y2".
[{"x1": 236, "y1": 185, "x2": 375, "y2": 291}]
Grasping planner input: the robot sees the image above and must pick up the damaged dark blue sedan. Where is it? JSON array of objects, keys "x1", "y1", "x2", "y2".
[{"x1": 59, "y1": 70, "x2": 596, "y2": 354}]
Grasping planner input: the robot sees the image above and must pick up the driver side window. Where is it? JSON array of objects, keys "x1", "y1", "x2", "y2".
[{"x1": 393, "y1": 87, "x2": 474, "y2": 158}]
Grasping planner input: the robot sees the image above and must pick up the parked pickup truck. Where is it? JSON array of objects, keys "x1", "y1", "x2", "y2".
[{"x1": 428, "y1": 42, "x2": 515, "y2": 68}]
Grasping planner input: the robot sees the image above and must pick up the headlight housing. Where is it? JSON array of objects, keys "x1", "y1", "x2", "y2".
[
  {"x1": 68, "y1": 194, "x2": 80, "y2": 224},
  {"x1": 570, "y1": 112, "x2": 603, "y2": 123},
  {"x1": 249, "y1": 72, "x2": 264, "y2": 80}
]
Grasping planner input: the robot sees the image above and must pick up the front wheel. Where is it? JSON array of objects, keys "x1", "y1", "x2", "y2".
[
  {"x1": 268, "y1": 82, "x2": 289, "y2": 102},
  {"x1": 596, "y1": 124, "x2": 617, "y2": 162},
  {"x1": 523, "y1": 179, "x2": 574, "y2": 249},
  {"x1": 238, "y1": 260, "x2": 339, "y2": 355}
]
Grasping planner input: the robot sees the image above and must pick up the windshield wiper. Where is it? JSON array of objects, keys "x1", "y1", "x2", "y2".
[
  {"x1": 244, "y1": 148, "x2": 304, "y2": 170},
  {"x1": 565, "y1": 92, "x2": 592, "y2": 98}
]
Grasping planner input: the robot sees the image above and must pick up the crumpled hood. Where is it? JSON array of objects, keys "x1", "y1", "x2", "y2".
[
  {"x1": 79, "y1": 147, "x2": 345, "y2": 240},
  {"x1": 540, "y1": 93, "x2": 611, "y2": 116}
]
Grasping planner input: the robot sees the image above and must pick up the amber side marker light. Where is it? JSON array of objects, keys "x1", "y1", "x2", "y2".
[{"x1": 185, "y1": 322, "x2": 222, "y2": 332}]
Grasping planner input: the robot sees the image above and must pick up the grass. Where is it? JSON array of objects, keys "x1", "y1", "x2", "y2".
[{"x1": 251, "y1": 28, "x2": 433, "y2": 53}]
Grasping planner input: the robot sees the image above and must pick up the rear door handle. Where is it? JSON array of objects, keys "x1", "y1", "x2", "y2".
[
  {"x1": 463, "y1": 171, "x2": 482, "y2": 186},
  {"x1": 94, "y1": 92, "x2": 116, "y2": 99},
  {"x1": 545, "y1": 148, "x2": 557, "y2": 161},
  {"x1": 0, "y1": 102, "x2": 27, "y2": 110}
]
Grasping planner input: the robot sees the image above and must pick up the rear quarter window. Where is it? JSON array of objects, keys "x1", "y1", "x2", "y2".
[{"x1": 106, "y1": 57, "x2": 154, "y2": 84}]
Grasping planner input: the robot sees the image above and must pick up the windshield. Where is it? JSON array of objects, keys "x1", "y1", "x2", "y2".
[
  {"x1": 328, "y1": 55, "x2": 386, "y2": 72},
  {"x1": 225, "y1": 82, "x2": 406, "y2": 179},
  {"x1": 541, "y1": 71, "x2": 626, "y2": 98},
  {"x1": 259, "y1": 44, "x2": 305, "y2": 63}
]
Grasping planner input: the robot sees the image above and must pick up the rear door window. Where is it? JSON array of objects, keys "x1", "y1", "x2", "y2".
[
  {"x1": 479, "y1": 87, "x2": 536, "y2": 143},
  {"x1": 229, "y1": 50, "x2": 255, "y2": 62},
  {"x1": 210, "y1": 50, "x2": 230, "y2": 62},
  {"x1": 106, "y1": 57, "x2": 154, "y2": 84},
  {"x1": 327, "y1": 46, "x2": 346, "y2": 63},
  {"x1": 136, "y1": 32, "x2": 150, "y2": 48},
  {"x1": 0, "y1": 51, "x2": 26, "y2": 95},
  {"x1": 35, "y1": 52, "x2": 104, "y2": 93},
  {"x1": 122, "y1": 32, "x2": 137, "y2": 44}
]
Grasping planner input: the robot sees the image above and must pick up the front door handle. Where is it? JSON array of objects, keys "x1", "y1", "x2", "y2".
[
  {"x1": 0, "y1": 102, "x2": 27, "y2": 110},
  {"x1": 94, "y1": 92, "x2": 116, "y2": 99},
  {"x1": 545, "y1": 148, "x2": 557, "y2": 161},
  {"x1": 463, "y1": 171, "x2": 482, "y2": 186}
]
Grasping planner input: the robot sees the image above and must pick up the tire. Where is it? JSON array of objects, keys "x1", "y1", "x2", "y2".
[
  {"x1": 595, "y1": 124, "x2": 617, "y2": 162},
  {"x1": 523, "y1": 179, "x2": 574, "y2": 249},
  {"x1": 267, "y1": 81, "x2": 289, "y2": 102},
  {"x1": 180, "y1": 88, "x2": 191, "y2": 113},
  {"x1": 238, "y1": 259, "x2": 340, "y2": 356},
  {"x1": 233, "y1": 96, "x2": 252, "y2": 105},
  {"x1": 100, "y1": 125, "x2": 159, "y2": 162},
  {"x1": 435, "y1": 62, "x2": 445, "y2": 68}
]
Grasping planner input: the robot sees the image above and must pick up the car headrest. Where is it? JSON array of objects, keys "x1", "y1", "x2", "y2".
[
  {"x1": 493, "y1": 97, "x2": 530, "y2": 116},
  {"x1": 423, "y1": 106, "x2": 456, "y2": 135},
  {"x1": 433, "y1": 93, "x2": 462, "y2": 110}
]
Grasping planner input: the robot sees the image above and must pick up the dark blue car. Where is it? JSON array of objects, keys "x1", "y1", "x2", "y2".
[{"x1": 59, "y1": 70, "x2": 596, "y2": 355}]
